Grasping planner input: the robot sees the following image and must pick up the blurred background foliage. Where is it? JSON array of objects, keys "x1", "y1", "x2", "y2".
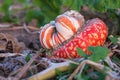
[{"x1": 0, "y1": 0, "x2": 120, "y2": 34}]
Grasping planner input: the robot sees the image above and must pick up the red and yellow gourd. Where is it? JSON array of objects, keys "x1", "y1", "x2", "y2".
[{"x1": 39, "y1": 10, "x2": 108, "y2": 58}]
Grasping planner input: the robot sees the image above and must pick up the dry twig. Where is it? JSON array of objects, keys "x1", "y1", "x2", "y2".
[
  {"x1": 0, "y1": 53, "x2": 23, "y2": 57},
  {"x1": 68, "y1": 60, "x2": 104, "y2": 80},
  {"x1": 23, "y1": 24, "x2": 40, "y2": 34},
  {"x1": 13, "y1": 51, "x2": 42, "y2": 80}
]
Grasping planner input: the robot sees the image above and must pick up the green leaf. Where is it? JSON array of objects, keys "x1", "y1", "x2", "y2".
[
  {"x1": 108, "y1": 36, "x2": 118, "y2": 44},
  {"x1": 32, "y1": 0, "x2": 63, "y2": 23},
  {"x1": 25, "y1": 9, "x2": 45, "y2": 26},
  {"x1": 70, "y1": 63, "x2": 78, "y2": 69},
  {"x1": 111, "y1": 55, "x2": 120, "y2": 65},
  {"x1": 55, "y1": 69, "x2": 62, "y2": 75},
  {"x1": 18, "y1": 0, "x2": 26, "y2": 3},
  {"x1": 0, "y1": 0, "x2": 14, "y2": 12},
  {"x1": 63, "y1": 0, "x2": 82, "y2": 11},
  {"x1": 88, "y1": 46, "x2": 109, "y2": 62},
  {"x1": 55, "y1": 68, "x2": 71, "y2": 80},
  {"x1": 74, "y1": 74, "x2": 85, "y2": 80},
  {"x1": 76, "y1": 47, "x2": 87, "y2": 57},
  {"x1": 25, "y1": 53, "x2": 31, "y2": 62},
  {"x1": 63, "y1": 0, "x2": 120, "y2": 12}
]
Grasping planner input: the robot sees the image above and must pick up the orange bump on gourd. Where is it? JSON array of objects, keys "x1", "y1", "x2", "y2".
[
  {"x1": 55, "y1": 10, "x2": 84, "y2": 41},
  {"x1": 39, "y1": 10, "x2": 108, "y2": 58}
]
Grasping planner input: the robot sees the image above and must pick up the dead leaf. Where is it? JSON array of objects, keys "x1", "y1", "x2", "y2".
[
  {"x1": 0, "y1": 26, "x2": 40, "y2": 50},
  {"x1": 0, "y1": 33, "x2": 25, "y2": 53}
]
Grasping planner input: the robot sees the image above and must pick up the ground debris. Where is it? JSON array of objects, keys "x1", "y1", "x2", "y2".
[
  {"x1": 0, "y1": 33, "x2": 25, "y2": 53},
  {"x1": 0, "y1": 56, "x2": 26, "y2": 77},
  {"x1": 0, "y1": 26, "x2": 40, "y2": 50}
]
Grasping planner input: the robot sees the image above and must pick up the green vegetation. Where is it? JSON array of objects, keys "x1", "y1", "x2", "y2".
[{"x1": 0, "y1": 0, "x2": 120, "y2": 29}]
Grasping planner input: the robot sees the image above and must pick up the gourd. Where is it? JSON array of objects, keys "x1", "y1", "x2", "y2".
[{"x1": 39, "y1": 10, "x2": 108, "y2": 58}]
